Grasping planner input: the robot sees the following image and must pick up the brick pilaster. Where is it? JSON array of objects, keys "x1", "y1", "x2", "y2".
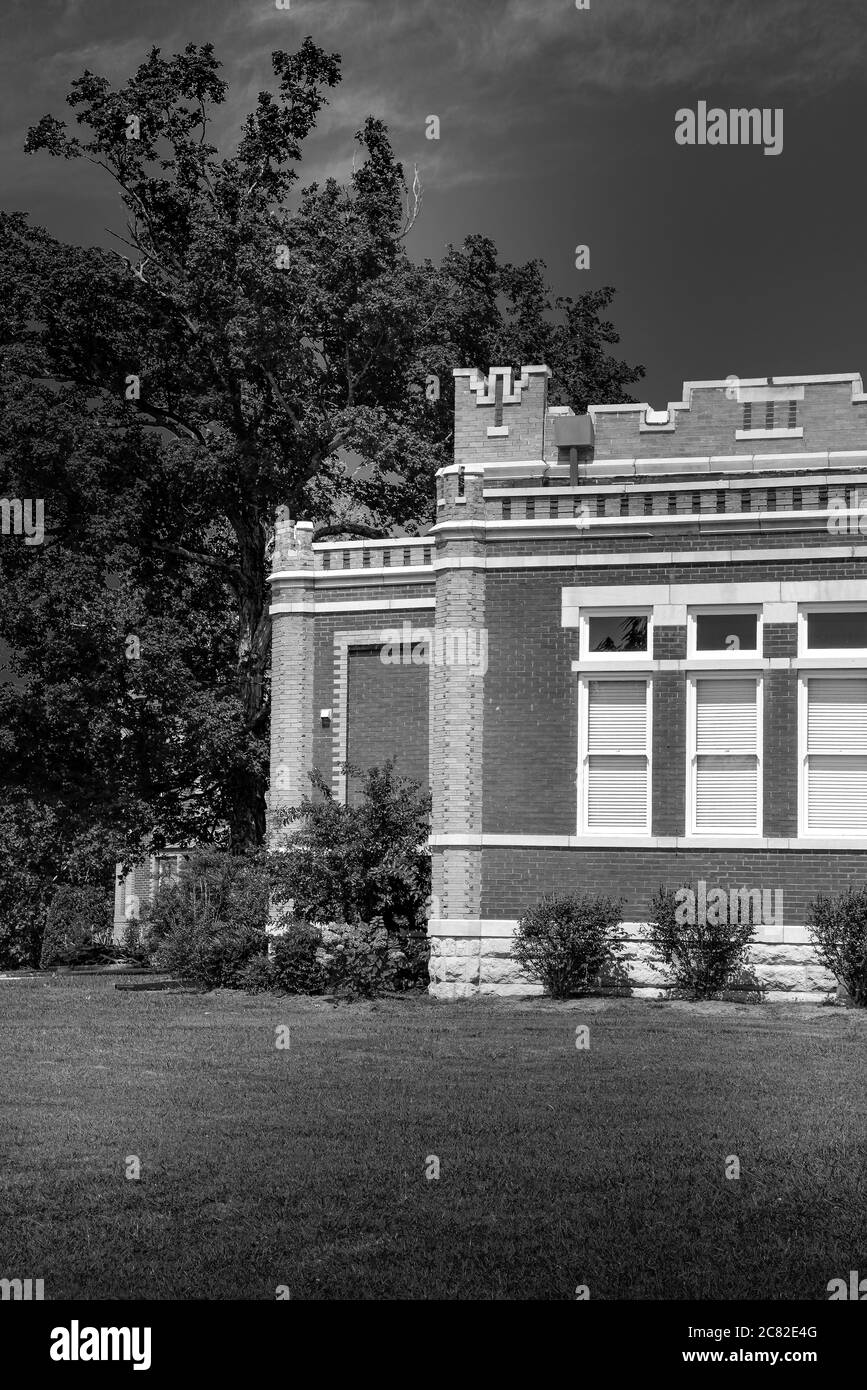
[{"x1": 267, "y1": 510, "x2": 316, "y2": 838}]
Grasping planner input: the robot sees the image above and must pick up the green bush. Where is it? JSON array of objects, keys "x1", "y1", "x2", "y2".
[
  {"x1": 807, "y1": 888, "x2": 867, "y2": 1006},
  {"x1": 0, "y1": 808, "x2": 53, "y2": 968},
  {"x1": 119, "y1": 918, "x2": 149, "y2": 964},
  {"x1": 0, "y1": 890, "x2": 48, "y2": 970},
  {"x1": 512, "y1": 892, "x2": 627, "y2": 998},
  {"x1": 326, "y1": 918, "x2": 392, "y2": 999},
  {"x1": 237, "y1": 955, "x2": 275, "y2": 995},
  {"x1": 268, "y1": 920, "x2": 329, "y2": 995},
  {"x1": 39, "y1": 884, "x2": 114, "y2": 968},
  {"x1": 647, "y1": 885, "x2": 755, "y2": 999},
  {"x1": 243, "y1": 917, "x2": 431, "y2": 999},
  {"x1": 271, "y1": 760, "x2": 430, "y2": 933},
  {"x1": 145, "y1": 847, "x2": 268, "y2": 989}
]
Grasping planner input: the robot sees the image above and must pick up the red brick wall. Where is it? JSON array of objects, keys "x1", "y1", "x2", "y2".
[
  {"x1": 308, "y1": 598, "x2": 434, "y2": 797},
  {"x1": 481, "y1": 848, "x2": 867, "y2": 921},
  {"x1": 593, "y1": 381, "x2": 867, "y2": 459},
  {"x1": 480, "y1": 557, "x2": 863, "y2": 840},
  {"x1": 482, "y1": 570, "x2": 578, "y2": 833},
  {"x1": 345, "y1": 645, "x2": 429, "y2": 801}
]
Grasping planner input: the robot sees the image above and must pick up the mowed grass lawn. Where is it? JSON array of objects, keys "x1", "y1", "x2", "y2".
[{"x1": 1, "y1": 977, "x2": 866, "y2": 1300}]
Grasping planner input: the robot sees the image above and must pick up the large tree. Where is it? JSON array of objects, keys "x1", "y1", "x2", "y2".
[{"x1": 3, "y1": 37, "x2": 643, "y2": 857}]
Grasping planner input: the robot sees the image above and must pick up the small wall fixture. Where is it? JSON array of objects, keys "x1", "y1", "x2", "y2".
[{"x1": 320, "y1": 708, "x2": 332, "y2": 727}]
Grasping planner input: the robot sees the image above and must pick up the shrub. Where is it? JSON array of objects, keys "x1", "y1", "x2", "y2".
[
  {"x1": 807, "y1": 888, "x2": 867, "y2": 1006},
  {"x1": 119, "y1": 918, "x2": 149, "y2": 964},
  {"x1": 0, "y1": 892, "x2": 48, "y2": 970},
  {"x1": 270, "y1": 760, "x2": 430, "y2": 933},
  {"x1": 238, "y1": 955, "x2": 275, "y2": 995},
  {"x1": 146, "y1": 847, "x2": 268, "y2": 989},
  {"x1": 39, "y1": 884, "x2": 114, "y2": 968},
  {"x1": 325, "y1": 918, "x2": 392, "y2": 999},
  {"x1": 647, "y1": 885, "x2": 755, "y2": 999},
  {"x1": 384, "y1": 925, "x2": 430, "y2": 993},
  {"x1": 0, "y1": 809, "x2": 54, "y2": 968},
  {"x1": 512, "y1": 892, "x2": 627, "y2": 998},
  {"x1": 268, "y1": 920, "x2": 329, "y2": 995},
  {"x1": 243, "y1": 917, "x2": 430, "y2": 999}
]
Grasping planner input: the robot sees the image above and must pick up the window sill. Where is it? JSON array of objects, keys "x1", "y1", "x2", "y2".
[{"x1": 735, "y1": 427, "x2": 804, "y2": 441}]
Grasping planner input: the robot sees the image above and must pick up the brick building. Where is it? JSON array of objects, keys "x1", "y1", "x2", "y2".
[{"x1": 267, "y1": 365, "x2": 867, "y2": 1001}]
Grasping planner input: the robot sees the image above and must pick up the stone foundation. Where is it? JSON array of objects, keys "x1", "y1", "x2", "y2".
[{"x1": 428, "y1": 922, "x2": 836, "y2": 1003}]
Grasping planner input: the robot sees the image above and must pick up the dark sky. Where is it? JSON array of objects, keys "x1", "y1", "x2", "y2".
[{"x1": 2, "y1": 0, "x2": 867, "y2": 407}]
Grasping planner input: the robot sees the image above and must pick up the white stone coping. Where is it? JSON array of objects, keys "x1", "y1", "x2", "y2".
[{"x1": 312, "y1": 537, "x2": 431, "y2": 550}]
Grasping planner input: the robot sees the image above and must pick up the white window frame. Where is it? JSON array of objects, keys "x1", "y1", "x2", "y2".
[
  {"x1": 687, "y1": 605, "x2": 762, "y2": 659},
  {"x1": 686, "y1": 672, "x2": 763, "y2": 836},
  {"x1": 577, "y1": 674, "x2": 652, "y2": 835},
  {"x1": 579, "y1": 606, "x2": 653, "y2": 663},
  {"x1": 797, "y1": 602, "x2": 867, "y2": 660},
  {"x1": 798, "y1": 671, "x2": 867, "y2": 838}
]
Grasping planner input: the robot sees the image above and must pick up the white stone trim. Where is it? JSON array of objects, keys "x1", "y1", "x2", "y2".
[
  {"x1": 735, "y1": 428, "x2": 804, "y2": 441},
  {"x1": 270, "y1": 597, "x2": 436, "y2": 615},
  {"x1": 484, "y1": 471, "x2": 867, "y2": 497},
  {"x1": 431, "y1": 509, "x2": 865, "y2": 541},
  {"x1": 422, "y1": 545, "x2": 867, "y2": 573},
  {"x1": 484, "y1": 449, "x2": 867, "y2": 481},
  {"x1": 270, "y1": 566, "x2": 433, "y2": 584},
  {"x1": 430, "y1": 832, "x2": 867, "y2": 850},
  {"x1": 738, "y1": 385, "x2": 806, "y2": 404},
  {"x1": 439, "y1": 459, "x2": 545, "y2": 477},
  {"x1": 582, "y1": 450, "x2": 867, "y2": 480},
  {"x1": 312, "y1": 537, "x2": 431, "y2": 551},
  {"x1": 428, "y1": 918, "x2": 816, "y2": 945},
  {"x1": 562, "y1": 578, "x2": 867, "y2": 629},
  {"x1": 429, "y1": 918, "x2": 519, "y2": 938},
  {"x1": 453, "y1": 364, "x2": 550, "y2": 405}
]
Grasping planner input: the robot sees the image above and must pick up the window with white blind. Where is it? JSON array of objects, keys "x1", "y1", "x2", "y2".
[
  {"x1": 688, "y1": 676, "x2": 762, "y2": 834},
  {"x1": 800, "y1": 676, "x2": 867, "y2": 834},
  {"x1": 579, "y1": 678, "x2": 651, "y2": 832}
]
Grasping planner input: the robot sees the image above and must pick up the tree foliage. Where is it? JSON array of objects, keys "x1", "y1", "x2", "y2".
[{"x1": 1, "y1": 37, "x2": 643, "y2": 871}]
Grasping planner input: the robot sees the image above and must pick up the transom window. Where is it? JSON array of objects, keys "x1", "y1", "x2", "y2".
[
  {"x1": 581, "y1": 610, "x2": 650, "y2": 657},
  {"x1": 691, "y1": 609, "x2": 759, "y2": 655},
  {"x1": 806, "y1": 610, "x2": 867, "y2": 650}
]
